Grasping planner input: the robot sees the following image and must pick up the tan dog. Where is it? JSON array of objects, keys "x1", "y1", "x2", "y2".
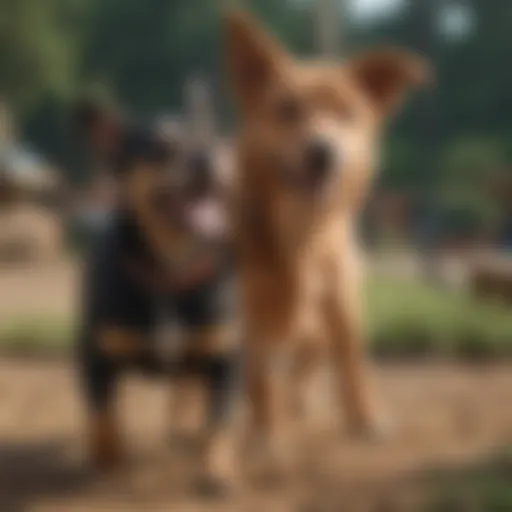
[{"x1": 224, "y1": 11, "x2": 429, "y2": 469}]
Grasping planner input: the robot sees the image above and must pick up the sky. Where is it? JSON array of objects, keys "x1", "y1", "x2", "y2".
[
  {"x1": 349, "y1": 0, "x2": 404, "y2": 20},
  {"x1": 351, "y1": 0, "x2": 474, "y2": 39}
]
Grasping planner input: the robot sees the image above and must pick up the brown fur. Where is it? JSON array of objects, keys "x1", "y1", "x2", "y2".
[{"x1": 224, "y1": 10, "x2": 429, "y2": 461}]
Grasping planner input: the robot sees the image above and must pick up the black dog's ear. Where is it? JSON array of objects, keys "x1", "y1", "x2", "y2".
[{"x1": 73, "y1": 99, "x2": 123, "y2": 161}]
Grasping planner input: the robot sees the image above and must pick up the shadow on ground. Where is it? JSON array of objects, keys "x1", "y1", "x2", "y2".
[{"x1": 0, "y1": 439, "x2": 92, "y2": 512}]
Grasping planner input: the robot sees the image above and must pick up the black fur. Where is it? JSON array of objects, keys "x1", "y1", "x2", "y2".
[{"x1": 77, "y1": 209, "x2": 239, "y2": 425}]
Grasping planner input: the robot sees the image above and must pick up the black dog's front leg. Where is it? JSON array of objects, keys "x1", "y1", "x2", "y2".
[
  {"x1": 79, "y1": 336, "x2": 123, "y2": 470},
  {"x1": 195, "y1": 348, "x2": 242, "y2": 493},
  {"x1": 204, "y1": 352, "x2": 241, "y2": 429}
]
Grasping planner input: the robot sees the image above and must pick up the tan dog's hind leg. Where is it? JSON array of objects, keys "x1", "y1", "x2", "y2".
[
  {"x1": 288, "y1": 340, "x2": 321, "y2": 421},
  {"x1": 247, "y1": 344, "x2": 273, "y2": 431}
]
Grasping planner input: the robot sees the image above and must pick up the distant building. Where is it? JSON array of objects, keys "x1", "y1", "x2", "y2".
[
  {"x1": 0, "y1": 103, "x2": 64, "y2": 263},
  {"x1": 488, "y1": 171, "x2": 512, "y2": 251},
  {"x1": 0, "y1": 145, "x2": 60, "y2": 202}
]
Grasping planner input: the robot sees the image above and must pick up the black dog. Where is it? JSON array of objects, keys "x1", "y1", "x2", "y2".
[{"x1": 74, "y1": 100, "x2": 240, "y2": 488}]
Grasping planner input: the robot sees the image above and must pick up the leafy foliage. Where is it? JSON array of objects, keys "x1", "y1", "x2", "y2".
[
  {"x1": 367, "y1": 276, "x2": 512, "y2": 359},
  {"x1": 2, "y1": 0, "x2": 512, "y2": 199}
]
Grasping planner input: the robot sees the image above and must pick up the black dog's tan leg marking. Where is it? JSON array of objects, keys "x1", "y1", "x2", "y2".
[
  {"x1": 186, "y1": 325, "x2": 240, "y2": 492},
  {"x1": 169, "y1": 325, "x2": 235, "y2": 439},
  {"x1": 187, "y1": 324, "x2": 239, "y2": 357},
  {"x1": 201, "y1": 424, "x2": 238, "y2": 493},
  {"x1": 88, "y1": 406, "x2": 123, "y2": 470},
  {"x1": 169, "y1": 376, "x2": 206, "y2": 441},
  {"x1": 84, "y1": 326, "x2": 147, "y2": 470},
  {"x1": 99, "y1": 326, "x2": 147, "y2": 359}
]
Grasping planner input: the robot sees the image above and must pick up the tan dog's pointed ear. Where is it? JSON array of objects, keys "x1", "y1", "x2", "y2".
[
  {"x1": 224, "y1": 10, "x2": 287, "y2": 112},
  {"x1": 348, "y1": 48, "x2": 431, "y2": 117}
]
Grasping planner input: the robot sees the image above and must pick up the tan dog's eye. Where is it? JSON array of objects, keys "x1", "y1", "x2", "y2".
[
  {"x1": 275, "y1": 96, "x2": 303, "y2": 125},
  {"x1": 322, "y1": 87, "x2": 357, "y2": 123},
  {"x1": 336, "y1": 101, "x2": 357, "y2": 123}
]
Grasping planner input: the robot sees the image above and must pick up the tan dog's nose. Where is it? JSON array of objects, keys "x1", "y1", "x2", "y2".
[{"x1": 304, "y1": 138, "x2": 335, "y2": 184}]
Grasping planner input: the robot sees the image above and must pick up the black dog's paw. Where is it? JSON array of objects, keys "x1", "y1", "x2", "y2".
[{"x1": 193, "y1": 473, "x2": 234, "y2": 500}]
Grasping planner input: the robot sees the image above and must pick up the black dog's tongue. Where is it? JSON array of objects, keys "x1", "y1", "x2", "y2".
[
  {"x1": 186, "y1": 197, "x2": 228, "y2": 241},
  {"x1": 152, "y1": 188, "x2": 228, "y2": 242}
]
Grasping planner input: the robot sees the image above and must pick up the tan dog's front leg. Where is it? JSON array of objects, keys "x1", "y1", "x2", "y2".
[
  {"x1": 324, "y1": 267, "x2": 385, "y2": 440},
  {"x1": 247, "y1": 342, "x2": 293, "y2": 476}
]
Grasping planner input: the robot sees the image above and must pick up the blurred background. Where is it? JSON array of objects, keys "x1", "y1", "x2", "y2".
[{"x1": 0, "y1": 1, "x2": 511, "y2": 511}]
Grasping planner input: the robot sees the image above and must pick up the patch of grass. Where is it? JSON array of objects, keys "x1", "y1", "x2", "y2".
[
  {"x1": 1, "y1": 276, "x2": 512, "y2": 359},
  {"x1": 0, "y1": 314, "x2": 74, "y2": 356},
  {"x1": 366, "y1": 276, "x2": 512, "y2": 359},
  {"x1": 423, "y1": 448, "x2": 512, "y2": 512}
]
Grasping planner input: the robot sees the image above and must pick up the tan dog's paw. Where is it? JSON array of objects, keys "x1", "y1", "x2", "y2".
[
  {"x1": 347, "y1": 413, "x2": 396, "y2": 443},
  {"x1": 197, "y1": 429, "x2": 238, "y2": 497},
  {"x1": 195, "y1": 471, "x2": 236, "y2": 499},
  {"x1": 250, "y1": 432, "x2": 296, "y2": 487},
  {"x1": 168, "y1": 428, "x2": 199, "y2": 455}
]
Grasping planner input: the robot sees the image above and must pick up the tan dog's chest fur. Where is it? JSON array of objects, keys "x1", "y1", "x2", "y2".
[{"x1": 240, "y1": 200, "x2": 354, "y2": 346}]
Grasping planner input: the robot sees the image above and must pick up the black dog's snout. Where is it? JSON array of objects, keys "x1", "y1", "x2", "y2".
[
  {"x1": 188, "y1": 151, "x2": 214, "y2": 196},
  {"x1": 304, "y1": 139, "x2": 334, "y2": 179}
]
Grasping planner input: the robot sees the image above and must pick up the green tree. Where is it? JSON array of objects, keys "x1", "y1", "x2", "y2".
[{"x1": 0, "y1": 0, "x2": 86, "y2": 112}]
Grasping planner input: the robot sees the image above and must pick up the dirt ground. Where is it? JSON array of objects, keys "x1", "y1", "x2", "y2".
[
  {"x1": 1, "y1": 261, "x2": 511, "y2": 511},
  {"x1": 0, "y1": 260, "x2": 77, "y2": 323},
  {"x1": 0, "y1": 359, "x2": 511, "y2": 512}
]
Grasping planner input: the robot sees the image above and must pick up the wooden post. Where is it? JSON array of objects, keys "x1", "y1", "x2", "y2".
[
  {"x1": 0, "y1": 101, "x2": 13, "y2": 198},
  {"x1": 0, "y1": 101, "x2": 14, "y2": 147},
  {"x1": 185, "y1": 77, "x2": 214, "y2": 144},
  {"x1": 405, "y1": 0, "x2": 442, "y2": 275},
  {"x1": 315, "y1": 0, "x2": 344, "y2": 57}
]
